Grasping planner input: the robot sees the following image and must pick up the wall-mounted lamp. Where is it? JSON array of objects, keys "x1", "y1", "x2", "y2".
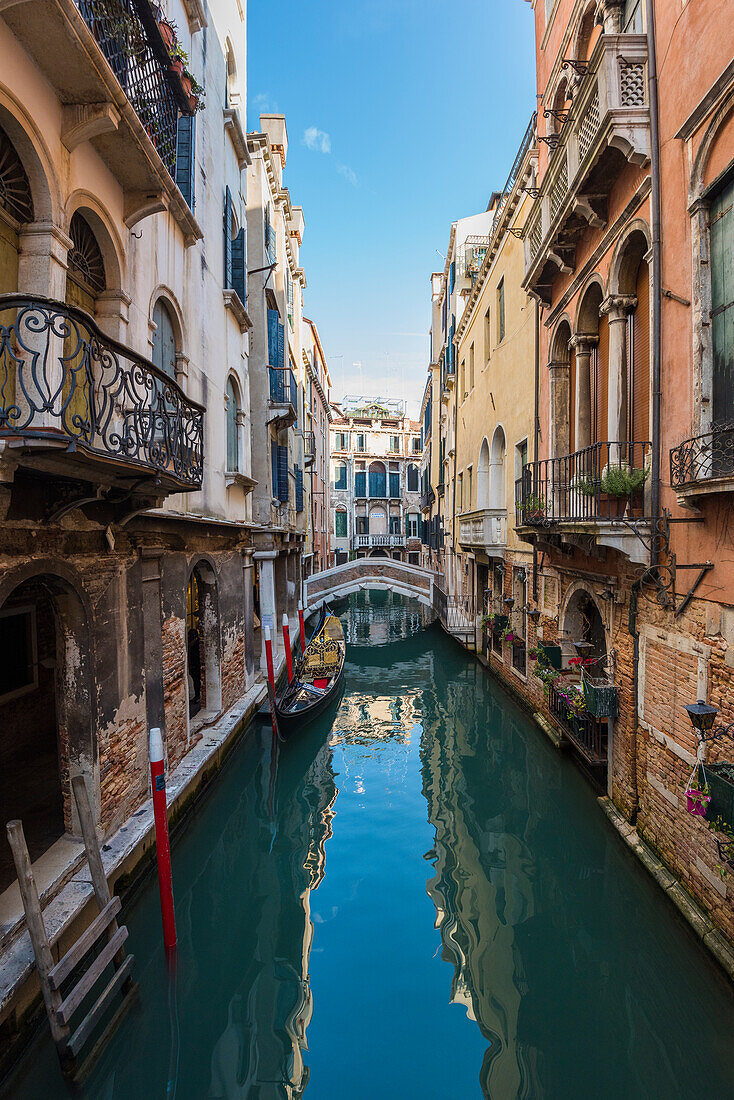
[{"x1": 684, "y1": 700, "x2": 734, "y2": 744}]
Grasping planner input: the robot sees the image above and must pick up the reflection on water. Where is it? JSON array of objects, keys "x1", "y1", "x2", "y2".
[
  {"x1": 341, "y1": 588, "x2": 432, "y2": 647},
  {"x1": 5, "y1": 594, "x2": 734, "y2": 1100}
]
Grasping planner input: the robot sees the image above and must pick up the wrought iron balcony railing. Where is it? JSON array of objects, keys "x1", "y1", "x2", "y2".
[
  {"x1": 670, "y1": 423, "x2": 734, "y2": 492},
  {"x1": 515, "y1": 440, "x2": 651, "y2": 526},
  {"x1": 548, "y1": 679, "x2": 607, "y2": 766},
  {"x1": 269, "y1": 366, "x2": 297, "y2": 409},
  {"x1": 0, "y1": 296, "x2": 203, "y2": 488}
]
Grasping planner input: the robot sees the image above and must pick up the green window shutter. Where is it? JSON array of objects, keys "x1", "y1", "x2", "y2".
[
  {"x1": 711, "y1": 178, "x2": 734, "y2": 425},
  {"x1": 335, "y1": 511, "x2": 347, "y2": 538},
  {"x1": 277, "y1": 445, "x2": 289, "y2": 502},
  {"x1": 355, "y1": 470, "x2": 366, "y2": 496},
  {"x1": 223, "y1": 186, "x2": 232, "y2": 289},
  {"x1": 267, "y1": 309, "x2": 279, "y2": 366},
  {"x1": 175, "y1": 115, "x2": 196, "y2": 211},
  {"x1": 271, "y1": 440, "x2": 278, "y2": 498},
  {"x1": 389, "y1": 471, "x2": 400, "y2": 497},
  {"x1": 295, "y1": 465, "x2": 304, "y2": 511},
  {"x1": 231, "y1": 227, "x2": 246, "y2": 303}
]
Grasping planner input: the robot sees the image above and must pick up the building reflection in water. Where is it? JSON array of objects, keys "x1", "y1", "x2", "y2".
[
  {"x1": 341, "y1": 588, "x2": 432, "y2": 648},
  {"x1": 420, "y1": 659, "x2": 543, "y2": 1099}
]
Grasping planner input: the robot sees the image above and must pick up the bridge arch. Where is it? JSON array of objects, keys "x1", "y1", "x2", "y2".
[{"x1": 304, "y1": 557, "x2": 437, "y2": 614}]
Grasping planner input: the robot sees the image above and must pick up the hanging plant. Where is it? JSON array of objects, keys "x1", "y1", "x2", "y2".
[{"x1": 684, "y1": 765, "x2": 711, "y2": 818}]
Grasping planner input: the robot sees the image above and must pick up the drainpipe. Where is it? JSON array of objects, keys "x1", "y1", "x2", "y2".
[
  {"x1": 533, "y1": 297, "x2": 540, "y2": 603},
  {"x1": 644, "y1": 0, "x2": 662, "y2": 567},
  {"x1": 627, "y1": 580, "x2": 641, "y2": 817}
]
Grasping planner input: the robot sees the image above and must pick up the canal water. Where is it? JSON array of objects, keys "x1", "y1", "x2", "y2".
[{"x1": 5, "y1": 592, "x2": 734, "y2": 1099}]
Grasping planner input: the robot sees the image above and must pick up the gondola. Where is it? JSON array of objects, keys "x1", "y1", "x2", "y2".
[{"x1": 275, "y1": 606, "x2": 346, "y2": 734}]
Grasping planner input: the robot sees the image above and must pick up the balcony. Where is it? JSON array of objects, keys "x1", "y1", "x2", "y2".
[
  {"x1": 420, "y1": 488, "x2": 435, "y2": 511},
  {"x1": 515, "y1": 440, "x2": 651, "y2": 564},
  {"x1": 670, "y1": 423, "x2": 734, "y2": 502},
  {"x1": 3, "y1": 0, "x2": 202, "y2": 239},
  {"x1": 304, "y1": 430, "x2": 316, "y2": 466},
  {"x1": 548, "y1": 679, "x2": 608, "y2": 767},
  {"x1": 355, "y1": 534, "x2": 405, "y2": 550},
  {"x1": 0, "y1": 296, "x2": 203, "y2": 494},
  {"x1": 458, "y1": 508, "x2": 507, "y2": 553},
  {"x1": 268, "y1": 367, "x2": 297, "y2": 428},
  {"x1": 524, "y1": 33, "x2": 649, "y2": 304}
]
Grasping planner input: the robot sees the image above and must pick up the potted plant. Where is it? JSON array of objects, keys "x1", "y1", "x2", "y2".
[
  {"x1": 685, "y1": 773, "x2": 711, "y2": 818},
  {"x1": 157, "y1": 10, "x2": 177, "y2": 50},
  {"x1": 184, "y1": 72, "x2": 205, "y2": 112},
  {"x1": 522, "y1": 493, "x2": 546, "y2": 523},
  {"x1": 168, "y1": 40, "x2": 187, "y2": 76},
  {"x1": 598, "y1": 466, "x2": 649, "y2": 518}
]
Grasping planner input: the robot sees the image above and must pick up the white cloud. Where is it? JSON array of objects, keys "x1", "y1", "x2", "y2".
[
  {"x1": 303, "y1": 127, "x2": 332, "y2": 154},
  {"x1": 337, "y1": 163, "x2": 358, "y2": 186},
  {"x1": 252, "y1": 92, "x2": 278, "y2": 113}
]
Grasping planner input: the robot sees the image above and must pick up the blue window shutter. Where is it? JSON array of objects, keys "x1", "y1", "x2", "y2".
[
  {"x1": 295, "y1": 465, "x2": 303, "y2": 512},
  {"x1": 449, "y1": 261, "x2": 455, "y2": 295},
  {"x1": 389, "y1": 471, "x2": 400, "y2": 497},
  {"x1": 277, "y1": 322, "x2": 285, "y2": 370},
  {"x1": 267, "y1": 309, "x2": 279, "y2": 366},
  {"x1": 175, "y1": 114, "x2": 195, "y2": 210},
  {"x1": 271, "y1": 440, "x2": 278, "y2": 498},
  {"x1": 355, "y1": 470, "x2": 366, "y2": 497},
  {"x1": 231, "y1": 227, "x2": 246, "y2": 303},
  {"x1": 277, "y1": 445, "x2": 289, "y2": 501},
  {"x1": 223, "y1": 186, "x2": 232, "y2": 289}
]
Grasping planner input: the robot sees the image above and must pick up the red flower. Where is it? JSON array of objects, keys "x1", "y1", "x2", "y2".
[{"x1": 569, "y1": 657, "x2": 582, "y2": 667}]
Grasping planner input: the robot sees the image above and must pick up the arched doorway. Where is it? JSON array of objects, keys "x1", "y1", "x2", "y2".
[
  {"x1": 563, "y1": 587, "x2": 607, "y2": 665},
  {"x1": 477, "y1": 438, "x2": 490, "y2": 509},
  {"x1": 64, "y1": 212, "x2": 106, "y2": 438},
  {"x1": 575, "y1": 280, "x2": 605, "y2": 450},
  {"x1": 0, "y1": 570, "x2": 94, "y2": 892},
  {"x1": 152, "y1": 297, "x2": 178, "y2": 378},
  {"x1": 186, "y1": 561, "x2": 221, "y2": 726}
]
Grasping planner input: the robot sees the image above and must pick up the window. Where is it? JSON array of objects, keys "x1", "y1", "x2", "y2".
[
  {"x1": 295, "y1": 465, "x2": 304, "y2": 512},
  {"x1": 624, "y1": 0, "x2": 643, "y2": 31},
  {"x1": 710, "y1": 177, "x2": 734, "y2": 429},
  {"x1": 286, "y1": 267, "x2": 294, "y2": 327},
  {"x1": 271, "y1": 441, "x2": 289, "y2": 502},
  {"x1": 515, "y1": 439, "x2": 528, "y2": 481},
  {"x1": 497, "y1": 278, "x2": 506, "y2": 343},
  {"x1": 356, "y1": 433, "x2": 366, "y2": 452},
  {"x1": 175, "y1": 115, "x2": 196, "y2": 211},
  {"x1": 449, "y1": 260, "x2": 455, "y2": 295},
  {"x1": 335, "y1": 509, "x2": 347, "y2": 538},
  {"x1": 333, "y1": 461, "x2": 347, "y2": 490},
  {"x1": 460, "y1": 359, "x2": 466, "y2": 398},
  {"x1": 226, "y1": 378, "x2": 239, "y2": 472},
  {"x1": 334, "y1": 431, "x2": 349, "y2": 451},
  {"x1": 406, "y1": 513, "x2": 419, "y2": 538},
  {"x1": 408, "y1": 551, "x2": 420, "y2": 565},
  {"x1": 152, "y1": 299, "x2": 177, "y2": 378},
  {"x1": 484, "y1": 307, "x2": 491, "y2": 363},
  {"x1": 356, "y1": 515, "x2": 368, "y2": 535},
  {"x1": 355, "y1": 467, "x2": 367, "y2": 496},
  {"x1": 389, "y1": 516, "x2": 401, "y2": 535},
  {"x1": 389, "y1": 468, "x2": 400, "y2": 498},
  {"x1": 469, "y1": 342, "x2": 475, "y2": 390},
  {"x1": 224, "y1": 186, "x2": 246, "y2": 304},
  {"x1": 412, "y1": 436, "x2": 421, "y2": 454},
  {"x1": 468, "y1": 466, "x2": 473, "y2": 509},
  {"x1": 458, "y1": 473, "x2": 463, "y2": 510},
  {"x1": 264, "y1": 204, "x2": 275, "y2": 264},
  {"x1": 369, "y1": 462, "x2": 387, "y2": 497},
  {"x1": 407, "y1": 463, "x2": 419, "y2": 492},
  {"x1": 0, "y1": 607, "x2": 36, "y2": 702},
  {"x1": 389, "y1": 435, "x2": 400, "y2": 453}
]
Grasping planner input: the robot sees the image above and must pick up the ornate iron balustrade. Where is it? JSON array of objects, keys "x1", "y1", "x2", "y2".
[
  {"x1": 548, "y1": 679, "x2": 607, "y2": 766},
  {"x1": 515, "y1": 440, "x2": 651, "y2": 526},
  {"x1": 0, "y1": 296, "x2": 204, "y2": 487},
  {"x1": 75, "y1": 0, "x2": 181, "y2": 178},
  {"x1": 670, "y1": 423, "x2": 734, "y2": 489},
  {"x1": 268, "y1": 366, "x2": 297, "y2": 408}
]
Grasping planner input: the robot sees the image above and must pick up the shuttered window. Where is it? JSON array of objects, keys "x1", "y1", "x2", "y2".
[
  {"x1": 295, "y1": 464, "x2": 303, "y2": 511},
  {"x1": 334, "y1": 462, "x2": 347, "y2": 490},
  {"x1": 355, "y1": 470, "x2": 366, "y2": 496},
  {"x1": 711, "y1": 177, "x2": 734, "y2": 426},
  {"x1": 335, "y1": 510, "x2": 347, "y2": 538},
  {"x1": 594, "y1": 315, "x2": 609, "y2": 443},
  {"x1": 231, "y1": 227, "x2": 246, "y2": 304},
  {"x1": 267, "y1": 309, "x2": 279, "y2": 366},
  {"x1": 407, "y1": 464, "x2": 419, "y2": 492},
  {"x1": 277, "y1": 445, "x2": 289, "y2": 502},
  {"x1": 226, "y1": 379, "x2": 239, "y2": 472},
  {"x1": 632, "y1": 259, "x2": 650, "y2": 442},
  {"x1": 175, "y1": 115, "x2": 196, "y2": 211},
  {"x1": 369, "y1": 465, "x2": 386, "y2": 497},
  {"x1": 271, "y1": 440, "x2": 278, "y2": 499},
  {"x1": 223, "y1": 186, "x2": 233, "y2": 289},
  {"x1": 389, "y1": 471, "x2": 400, "y2": 497}
]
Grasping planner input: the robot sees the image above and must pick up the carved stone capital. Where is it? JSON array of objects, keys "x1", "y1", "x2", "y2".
[
  {"x1": 597, "y1": 0, "x2": 625, "y2": 33},
  {"x1": 547, "y1": 358, "x2": 570, "y2": 371},
  {"x1": 600, "y1": 294, "x2": 637, "y2": 322},
  {"x1": 569, "y1": 333, "x2": 599, "y2": 354}
]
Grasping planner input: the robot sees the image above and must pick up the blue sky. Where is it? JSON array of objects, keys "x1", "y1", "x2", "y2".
[{"x1": 247, "y1": 0, "x2": 536, "y2": 417}]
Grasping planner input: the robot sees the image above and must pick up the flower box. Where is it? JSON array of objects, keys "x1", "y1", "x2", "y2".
[
  {"x1": 583, "y1": 677, "x2": 619, "y2": 719},
  {"x1": 511, "y1": 636, "x2": 526, "y2": 649},
  {"x1": 706, "y1": 762, "x2": 734, "y2": 830}
]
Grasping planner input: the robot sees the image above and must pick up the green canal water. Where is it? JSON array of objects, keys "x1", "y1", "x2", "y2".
[{"x1": 5, "y1": 592, "x2": 734, "y2": 1099}]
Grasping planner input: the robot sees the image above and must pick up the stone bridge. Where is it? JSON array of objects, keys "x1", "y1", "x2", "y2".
[{"x1": 304, "y1": 558, "x2": 438, "y2": 614}]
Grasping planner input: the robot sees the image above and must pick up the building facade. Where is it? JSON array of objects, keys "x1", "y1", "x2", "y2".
[
  {"x1": 330, "y1": 396, "x2": 422, "y2": 565},
  {"x1": 302, "y1": 317, "x2": 332, "y2": 576},
  {"x1": 246, "y1": 115, "x2": 308, "y2": 661}
]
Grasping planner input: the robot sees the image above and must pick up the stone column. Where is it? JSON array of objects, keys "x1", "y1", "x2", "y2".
[
  {"x1": 254, "y1": 549, "x2": 278, "y2": 666},
  {"x1": 601, "y1": 294, "x2": 637, "y2": 454},
  {"x1": 597, "y1": 0, "x2": 625, "y2": 33},
  {"x1": 242, "y1": 548, "x2": 255, "y2": 687},
  {"x1": 548, "y1": 358, "x2": 571, "y2": 459},
  {"x1": 570, "y1": 334, "x2": 598, "y2": 452}
]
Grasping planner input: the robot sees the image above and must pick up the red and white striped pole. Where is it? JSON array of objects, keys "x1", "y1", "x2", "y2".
[
  {"x1": 263, "y1": 625, "x2": 279, "y2": 736},
  {"x1": 298, "y1": 599, "x2": 306, "y2": 654},
  {"x1": 282, "y1": 613, "x2": 294, "y2": 683},
  {"x1": 149, "y1": 727, "x2": 176, "y2": 953}
]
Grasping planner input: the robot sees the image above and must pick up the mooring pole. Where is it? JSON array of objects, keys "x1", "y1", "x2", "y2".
[
  {"x1": 149, "y1": 728, "x2": 177, "y2": 954},
  {"x1": 263, "y1": 625, "x2": 280, "y2": 737},
  {"x1": 298, "y1": 600, "x2": 306, "y2": 654},
  {"x1": 282, "y1": 613, "x2": 294, "y2": 683}
]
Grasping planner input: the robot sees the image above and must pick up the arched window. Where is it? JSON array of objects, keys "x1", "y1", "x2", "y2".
[
  {"x1": 226, "y1": 377, "x2": 239, "y2": 472},
  {"x1": 489, "y1": 427, "x2": 506, "y2": 510},
  {"x1": 407, "y1": 463, "x2": 419, "y2": 492},
  {"x1": 152, "y1": 298, "x2": 177, "y2": 378},
  {"x1": 333, "y1": 461, "x2": 347, "y2": 491},
  {"x1": 0, "y1": 124, "x2": 33, "y2": 296},
  {"x1": 225, "y1": 42, "x2": 237, "y2": 108},
  {"x1": 66, "y1": 212, "x2": 106, "y2": 312},
  {"x1": 477, "y1": 440, "x2": 490, "y2": 509},
  {"x1": 335, "y1": 508, "x2": 347, "y2": 538},
  {"x1": 368, "y1": 461, "x2": 386, "y2": 497}
]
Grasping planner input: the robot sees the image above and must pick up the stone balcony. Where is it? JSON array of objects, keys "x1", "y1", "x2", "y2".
[
  {"x1": 523, "y1": 33, "x2": 650, "y2": 305},
  {"x1": 3, "y1": 0, "x2": 202, "y2": 240},
  {"x1": 458, "y1": 508, "x2": 507, "y2": 553},
  {"x1": 355, "y1": 534, "x2": 405, "y2": 549}
]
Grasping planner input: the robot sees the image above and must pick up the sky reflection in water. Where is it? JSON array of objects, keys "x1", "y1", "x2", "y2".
[{"x1": 5, "y1": 590, "x2": 734, "y2": 1099}]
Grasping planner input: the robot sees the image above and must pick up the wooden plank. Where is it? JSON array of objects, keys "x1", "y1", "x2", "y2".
[
  {"x1": 68, "y1": 955, "x2": 136, "y2": 1057},
  {"x1": 56, "y1": 926, "x2": 128, "y2": 1026},
  {"x1": 6, "y1": 820, "x2": 70, "y2": 1049},
  {"x1": 48, "y1": 897, "x2": 122, "y2": 991}
]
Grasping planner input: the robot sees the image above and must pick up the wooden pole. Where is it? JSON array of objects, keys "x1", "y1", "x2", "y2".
[
  {"x1": 71, "y1": 776, "x2": 128, "y2": 975},
  {"x1": 6, "y1": 820, "x2": 70, "y2": 1053},
  {"x1": 282, "y1": 613, "x2": 294, "y2": 683}
]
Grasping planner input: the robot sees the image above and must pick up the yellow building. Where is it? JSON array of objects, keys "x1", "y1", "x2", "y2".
[{"x1": 449, "y1": 119, "x2": 539, "y2": 679}]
